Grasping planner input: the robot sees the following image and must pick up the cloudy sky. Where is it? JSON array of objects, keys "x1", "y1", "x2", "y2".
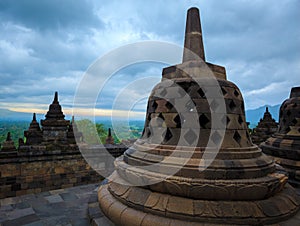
[{"x1": 0, "y1": 0, "x2": 299, "y2": 119}]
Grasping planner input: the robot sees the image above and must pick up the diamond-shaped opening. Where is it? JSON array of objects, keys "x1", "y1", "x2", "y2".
[
  {"x1": 234, "y1": 90, "x2": 240, "y2": 97},
  {"x1": 287, "y1": 110, "x2": 291, "y2": 116},
  {"x1": 286, "y1": 127, "x2": 291, "y2": 133},
  {"x1": 293, "y1": 103, "x2": 298, "y2": 108},
  {"x1": 163, "y1": 128, "x2": 173, "y2": 143},
  {"x1": 222, "y1": 116, "x2": 230, "y2": 126},
  {"x1": 165, "y1": 101, "x2": 173, "y2": 110},
  {"x1": 160, "y1": 88, "x2": 167, "y2": 97},
  {"x1": 283, "y1": 104, "x2": 287, "y2": 109},
  {"x1": 184, "y1": 129, "x2": 197, "y2": 145},
  {"x1": 179, "y1": 82, "x2": 190, "y2": 93},
  {"x1": 229, "y1": 100, "x2": 237, "y2": 110},
  {"x1": 282, "y1": 118, "x2": 286, "y2": 123},
  {"x1": 152, "y1": 101, "x2": 158, "y2": 111},
  {"x1": 197, "y1": 88, "x2": 206, "y2": 98},
  {"x1": 233, "y1": 131, "x2": 241, "y2": 144},
  {"x1": 157, "y1": 113, "x2": 165, "y2": 120},
  {"x1": 221, "y1": 87, "x2": 227, "y2": 96},
  {"x1": 292, "y1": 118, "x2": 297, "y2": 125},
  {"x1": 173, "y1": 114, "x2": 182, "y2": 128},
  {"x1": 211, "y1": 131, "x2": 222, "y2": 145},
  {"x1": 199, "y1": 114, "x2": 210, "y2": 128},
  {"x1": 238, "y1": 115, "x2": 243, "y2": 124}
]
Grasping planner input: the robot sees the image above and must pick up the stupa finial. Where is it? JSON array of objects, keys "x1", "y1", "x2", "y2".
[
  {"x1": 182, "y1": 7, "x2": 205, "y2": 62},
  {"x1": 6, "y1": 132, "x2": 11, "y2": 141},
  {"x1": 53, "y1": 91, "x2": 59, "y2": 103},
  {"x1": 266, "y1": 106, "x2": 269, "y2": 113},
  {"x1": 33, "y1": 113, "x2": 37, "y2": 122}
]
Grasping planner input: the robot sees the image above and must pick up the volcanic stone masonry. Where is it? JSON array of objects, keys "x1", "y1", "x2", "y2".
[
  {"x1": 261, "y1": 87, "x2": 300, "y2": 187},
  {"x1": 1, "y1": 132, "x2": 17, "y2": 153},
  {"x1": 251, "y1": 107, "x2": 278, "y2": 145},
  {"x1": 0, "y1": 92, "x2": 126, "y2": 198},
  {"x1": 98, "y1": 7, "x2": 300, "y2": 225}
]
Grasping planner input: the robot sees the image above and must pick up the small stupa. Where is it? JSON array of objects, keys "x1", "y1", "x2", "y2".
[
  {"x1": 251, "y1": 107, "x2": 278, "y2": 145},
  {"x1": 24, "y1": 113, "x2": 43, "y2": 145},
  {"x1": 1, "y1": 132, "x2": 17, "y2": 152},
  {"x1": 41, "y1": 92, "x2": 70, "y2": 144},
  {"x1": 261, "y1": 87, "x2": 300, "y2": 187},
  {"x1": 67, "y1": 116, "x2": 83, "y2": 144},
  {"x1": 105, "y1": 128, "x2": 115, "y2": 145},
  {"x1": 98, "y1": 7, "x2": 300, "y2": 225}
]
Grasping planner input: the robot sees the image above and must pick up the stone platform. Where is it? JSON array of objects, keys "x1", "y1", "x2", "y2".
[
  {"x1": 1, "y1": 182, "x2": 298, "y2": 225},
  {"x1": 0, "y1": 183, "x2": 113, "y2": 226},
  {"x1": 96, "y1": 183, "x2": 300, "y2": 226}
]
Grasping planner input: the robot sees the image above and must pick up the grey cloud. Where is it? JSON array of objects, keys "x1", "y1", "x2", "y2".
[
  {"x1": 0, "y1": 0, "x2": 103, "y2": 30},
  {"x1": 0, "y1": 0, "x2": 299, "y2": 113}
]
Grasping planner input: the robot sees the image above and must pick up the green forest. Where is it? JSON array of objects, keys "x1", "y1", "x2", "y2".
[{"x1": 0, "y1": 120, "x2": 144, "y2": 147}]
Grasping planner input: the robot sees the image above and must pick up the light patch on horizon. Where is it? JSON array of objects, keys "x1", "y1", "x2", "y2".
[{"x1": 8, "y1": 106, "x2": 146, "y2": 120}]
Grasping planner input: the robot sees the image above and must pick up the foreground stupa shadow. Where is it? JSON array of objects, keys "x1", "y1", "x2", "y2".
[{"x1": 98, "y1": 7, "x2": 300, "y2": 226}]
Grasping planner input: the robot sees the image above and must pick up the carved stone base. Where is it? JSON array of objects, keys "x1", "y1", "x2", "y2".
[{"x1": 98, "y1": 182, "x2": 300, "y2": 226}]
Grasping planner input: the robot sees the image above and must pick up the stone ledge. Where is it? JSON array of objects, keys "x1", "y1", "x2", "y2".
[{"x1": 99, "y1": 183, "x2": 300, "y2": 226}]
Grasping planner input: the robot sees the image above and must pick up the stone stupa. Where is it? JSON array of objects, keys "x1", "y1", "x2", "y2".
[
  {"x1": 251, "y1": 107, "x2": 278, "y2": 145},
  {"x1": 1, "y1": 132, "x2": 17, "y2": 152},
  {"x1": 41, "y1": 92, "x2": 70, "y2": 145},
  {"x1": 261, "y1": 87, "x2": 300, "y2": 187},
  {"x1": 98, "y1": 7, "x2": 300, "y2": 225},
  {"x1": 24, "y1": 113, "x2": 43, "y2": 145}
]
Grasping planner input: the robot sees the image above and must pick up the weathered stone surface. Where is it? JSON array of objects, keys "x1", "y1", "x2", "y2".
[
  {"x1": 98, "y1": 7, "x2": 300, "y2": 225},
  {"x1": 1, "y1": 132, "x2": 17, "y2": 153},
  {"x1": 24, "y1": 113, "x2": 43, "y2": 145},
  {"x1": 261, "y1": 87, "x2": 300, "y2": 186},
  {"x1": 40, "y1": 92, "x2": 70, "y2": 144}
]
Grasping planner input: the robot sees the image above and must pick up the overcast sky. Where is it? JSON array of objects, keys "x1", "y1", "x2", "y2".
[{"x1": 0, "y1": 0, "x2": 299, "y2": 119}]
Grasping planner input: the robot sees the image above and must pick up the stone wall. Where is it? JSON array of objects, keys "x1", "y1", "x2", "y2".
[{"x1": 0, "y1": 145, "x2": 126, "y2": 198}]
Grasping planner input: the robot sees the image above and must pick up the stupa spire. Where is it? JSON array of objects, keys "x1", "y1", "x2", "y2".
[
  {"x1": 266, "y1": 106, "x2": 269, "y2": 113},
  {"x1": 105, "y1": 128, "x2": 114, "y2": 145},
  {"x1": 33, "y1": 113, "x2": 37, "y2": 122},
  {"x1": 6, "y1": 132, "x2": 11, "y2": 141},
  {"x1": 53, "y1": 91, "x2": 59, "y2": 104},
  {"x1": 182, "y1": 7, "x2": 205, "y2": 62}
]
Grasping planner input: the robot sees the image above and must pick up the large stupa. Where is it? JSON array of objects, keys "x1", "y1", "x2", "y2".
[
  {"x1": 98, "y1": 7, "x2": 300, "y2": 225},
  {"x1": 261, "y1": 87, "x2": 300, "y2": 187}
]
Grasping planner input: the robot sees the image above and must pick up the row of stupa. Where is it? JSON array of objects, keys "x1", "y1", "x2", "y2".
[
  {"x1": 97, "y1": 7, "x2": 300, "y2": 225},
  {"x1": 0, "y1": 92, "x2": 115, "y2": 153}
]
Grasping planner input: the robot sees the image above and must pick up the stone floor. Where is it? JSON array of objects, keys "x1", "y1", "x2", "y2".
[
  {"x1": 1, "y1": 183, "x2": 300, "y2": 226},
  {"x1": 0, "y1": 183, "x2": 112, "y2": 226}
]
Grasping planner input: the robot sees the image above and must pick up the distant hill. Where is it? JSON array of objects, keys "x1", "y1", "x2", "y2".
[
  {"x1": 245, "y1": 104, "x2": 280, "y2": 128},
  {"x1": 0, "y1": 109, "x2": 44, "y2": 122}
]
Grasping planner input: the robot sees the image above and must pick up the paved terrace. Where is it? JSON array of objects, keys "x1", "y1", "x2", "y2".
[
  {"x1": 0, "y1": 183, "x2": 113, "y2": 226},
  {"x1": 1, "y1": 182, "x2": 300, "y2": 226}
]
